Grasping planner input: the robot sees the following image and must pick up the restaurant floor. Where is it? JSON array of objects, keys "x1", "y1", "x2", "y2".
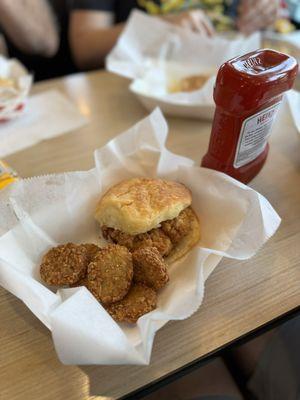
[{"x1": 142, "y1": 314, "x2": 300, "y2": 400}]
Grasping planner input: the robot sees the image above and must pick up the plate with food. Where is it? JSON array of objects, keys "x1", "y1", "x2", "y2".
[
  {"x1": 107, "y1": 10, "x2": 260, "y2": 120},
  {"x1": 129, "y1": 63, "x2": 217, "y2": 119},
  {"x1": 0, "y1": 55, "x2": 32, "y2": 122},
  {"x1": 0, "y1": 109, "x2": 280, "y2": 365}
]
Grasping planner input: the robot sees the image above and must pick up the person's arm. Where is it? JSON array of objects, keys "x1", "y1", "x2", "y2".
[
  {"x1": 69, "y1": 9, "x2": 215, "y2": 71},
  {"x1": 237, "y1": 0, "x2": 279, "y2": 34},
  {"x1": 69, "y1": 10, "x2": 123, "y2": 70},
  {"x1": 0, "y1": 0, "x2": 59, "y2": 56}
]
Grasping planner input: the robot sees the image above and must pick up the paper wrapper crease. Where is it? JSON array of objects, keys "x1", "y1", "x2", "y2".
[{"x1": 0, "y1": 109, "x2": 281, "y2": 365}]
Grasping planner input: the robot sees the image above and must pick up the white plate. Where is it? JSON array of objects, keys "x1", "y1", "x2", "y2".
[
  {"x1": 129, "y1": 63, "x2": 216, "y2": 120},
  {"x1": 130, "y1": 80, "x2": 215, "y2": 120}
]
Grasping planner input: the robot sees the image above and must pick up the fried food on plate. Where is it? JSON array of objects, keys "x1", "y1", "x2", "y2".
[
  {"x1": 0, "y1": 77, "x2": 15, "y2": 89},
  {"x1": 161, "y1": 207, "x2": 193, "y2": 245},
  {"x1": 40, "y1": 243, "x2": 89, "y2": 286},
  {"x1": 87, "y1": 244, "x2": 133, "y2": 304},
  {"x1": 70, "y1": 274, "x2": 88, "y2": 288},
  {"x1": 169, "y1": 75, "x2": 210, "y2": 93},
  {"x1": 103, "y1": 225, "x2": 172, "y2": 257},
  {"x1": 134, "y1": 228, "x2": 172, "y2": 256},
  {"x1": 102, "y1": 226, "x2": 134, "y2": 250},
  {"x1": 132, "y1": 247, "x2": 169, "y2": 291},
  {"x1": 96, "y1": 178, "x2": 200, "y2": 264},
  {"x1": 80, "y1": 243, "x2": 101, "y2": 263},
  {"x1": 106, "y1": 283, "x2": 157, "y2": 323}
]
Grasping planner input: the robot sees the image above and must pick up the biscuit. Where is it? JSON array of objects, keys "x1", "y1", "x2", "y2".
[{"x1": 95, "y1": 178, "x2": 191, "y2": 235}]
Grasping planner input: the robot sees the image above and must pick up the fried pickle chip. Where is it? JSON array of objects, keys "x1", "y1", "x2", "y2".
[
  {"x1": 87, "y1": 244, "x2": 133, "y2": 304},
  {"x1": 106, "y1": 284, "x2": 157, "y2": 323},
  {"x1": 70, "y1": 274, "x2": 88, "y2": 288},
  {"x1": 80, "y1": 243, "x2": 101, "y2": 262},
  {"x1": 132, "y1": 247, "x2": 169, "y2": 290},
  {"x1": 40, "y1": 243, "x2": 89, "y2": 286}
]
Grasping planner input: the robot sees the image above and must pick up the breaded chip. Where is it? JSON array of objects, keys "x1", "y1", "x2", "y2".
[
  {"x1": 40, "y1": 243, "x2": 88, "y2": 286},
  {"x1": 106, "y1": 284, "x2": 157, "y2": 323},
  {"x1": 70, "y1": 274, "x2": 88, "y2": 288},
  {"x1": 80, "y1": 243, "x2": 101, "y2": 262},
  {"x1": 87, "y1": 244, "x2": 133, "y2": 304},
  {"x1": 132, "y1": 247, "x2": 169, "y2": 290}
]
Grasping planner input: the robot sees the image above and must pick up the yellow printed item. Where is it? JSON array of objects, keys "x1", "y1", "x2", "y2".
[
  {"x1": 137, "y1": 0, "x2": 235, "y2": 30},
  {"x1": 138, "y1": 0, "x2": 201, "y2": 15},
  {"x1": 0, "y1": 160, "x2": 18, "y2": 190}
]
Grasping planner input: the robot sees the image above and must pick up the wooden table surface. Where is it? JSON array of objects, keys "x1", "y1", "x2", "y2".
[{"x1": 1, "y1": 71, "x2": 300, "y2": 400}]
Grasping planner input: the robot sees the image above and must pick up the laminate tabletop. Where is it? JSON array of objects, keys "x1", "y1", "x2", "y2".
[{"x1": 1, "y1": 70, "x2": 300, "y2": 400}]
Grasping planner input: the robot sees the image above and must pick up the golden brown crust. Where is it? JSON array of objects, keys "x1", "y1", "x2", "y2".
[
  {"x1": 70, "y1": 274, "x2": 88, "y2": 288},
  {"x1": 102, "y1": 226, "x2": 135, "y2": 250},
  {"x1": 95, "y1": 178, "x2": 192, "y2": 235},
  {"x1": 102, "y1": 226, "x2": 173, "y2": 257},
  {"x1": 106, "y1": 284, "x2": 157, "y2": 323},
  {"x1": 132, "y1": 247, "x2": 169, "y2": 290},
  {"x1": 80, "y1": 243, "x2": 101, "y2": 263},
  {"x1": 40, "y1": 243, "x2": 88, "y2": 286},
  {"x1": 87, "y1": 244, "x2": 133, "y2": 304},
  {"x1": 161, "y1": 207, "x2": 193, "y2": 245},
  {"x1": 165, "y1": 208, "x2": 201, "y2": 265},
  {"x1": 133, "y1": 229, "x2": 173, "y2": 256}
]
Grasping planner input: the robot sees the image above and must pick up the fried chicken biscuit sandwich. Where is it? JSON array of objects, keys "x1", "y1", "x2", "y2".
[{"x1": 95, "y1": 178, "x2": 200, "y2": 264}]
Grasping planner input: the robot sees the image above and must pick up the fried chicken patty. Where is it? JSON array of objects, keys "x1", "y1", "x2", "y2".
[
  {"x1": 102, "y1": 226, "x2": 173, "y2": 257},
  {"x1": 132, "y1": 247, "x2": 169, "y2": 290},
  {"x1": 102, "y1": 207, "x2": 192, "y2": 255},
  {"x1": 161, "y1": 207, "x2": 192, "y2": 244},
  {"x1": 87, "y1": 244, "x2": 133, "y2": 304}
]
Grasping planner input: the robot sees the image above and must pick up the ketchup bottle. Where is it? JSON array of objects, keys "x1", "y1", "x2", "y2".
[{"x1": 202, "y1": 49, "x2": 298, "y2": 183}]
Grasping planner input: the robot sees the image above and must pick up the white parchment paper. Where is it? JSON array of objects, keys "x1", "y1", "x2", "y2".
[
  {"x1": 0, "y1": 109, "x2": 280, "y2": 365},
  {"x1": 286, "y1": 89, "x2": 300, "y2": 135},
  {"x1": 0, "y1": 90, "x2": 88, "y2": 157},
  {"x1": 106, "y1": 11, "x2": 261, "y2": 118}
]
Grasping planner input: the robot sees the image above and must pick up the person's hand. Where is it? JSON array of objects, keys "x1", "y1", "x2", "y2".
[
  {"x1": 237, "y1": 0, "x2": 279, "y2": 34},
  {"x1": 163, "y1": 10, "x2": 215, "y2": 37}
]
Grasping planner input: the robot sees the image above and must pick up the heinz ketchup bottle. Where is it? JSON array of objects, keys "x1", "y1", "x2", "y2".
[{"x1": 202, "y1": 49, "x2": 298, "y2": 183}]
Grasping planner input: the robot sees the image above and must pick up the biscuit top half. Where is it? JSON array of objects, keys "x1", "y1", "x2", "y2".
[{"x1": 95, "y1": 178, "x2": 192, "y2": 235}]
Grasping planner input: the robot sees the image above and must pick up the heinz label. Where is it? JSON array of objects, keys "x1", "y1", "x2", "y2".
[{"x1": 234, "y1": 102, "x2": 281, "y2": 168}]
